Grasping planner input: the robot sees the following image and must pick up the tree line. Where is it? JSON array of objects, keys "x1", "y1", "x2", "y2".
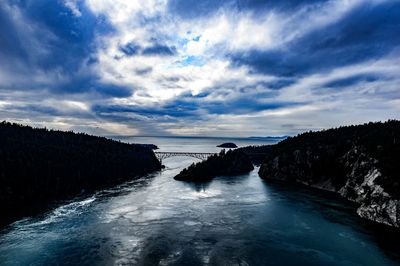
[{"x1": 0, "y1": 121, "x2": 161, "y2": 226}]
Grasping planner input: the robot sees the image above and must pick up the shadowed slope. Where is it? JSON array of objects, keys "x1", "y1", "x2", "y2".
[
  {"x1": 0, "y1": 122, "x2": 161, "y2": 226},
  {"x1": 174, "y1": 149, "x2": 254, "y2": 182}
]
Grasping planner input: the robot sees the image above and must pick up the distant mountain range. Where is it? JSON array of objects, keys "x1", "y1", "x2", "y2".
[
  {"x1": 247, "y1": 136, "x2": 289, "y2": 140},
  {"x1": 112, "y1": 135, "x2": 289, "y2": 140}
]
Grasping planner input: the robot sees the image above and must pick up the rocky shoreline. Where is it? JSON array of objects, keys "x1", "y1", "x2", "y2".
[
  {"x1": 172, "y1": 121, "x2": 400, "y2": 227},
  {"x1": 259, "y1": 121, "x2": 400, "y2": 227}
]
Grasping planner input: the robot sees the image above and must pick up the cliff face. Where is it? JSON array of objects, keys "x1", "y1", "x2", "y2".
[
  {"x1": 339, "y1": 147, "x2": 399, "y2": 227},
  {"x1": 259, "y1": 121, "x2": 400, "y2": 227},
  {"x1": 0, "y1": 122, "x2": 161, "y2": 226},
  {"x1": 175, "y1": 149, "x2": 254, "y2": 182}
]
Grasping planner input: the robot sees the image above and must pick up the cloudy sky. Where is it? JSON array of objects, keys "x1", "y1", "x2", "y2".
[{"x1": 0, "y1": 0, "x2": 399, "y2": 137}]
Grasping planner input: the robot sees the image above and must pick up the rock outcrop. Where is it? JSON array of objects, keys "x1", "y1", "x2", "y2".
[
  {"x1": 259, "y1": 120, "x2": 400, "y2": 227},
  {"x1": 339, "y1": 146, "x2": 399, "y2": 227},
  {"x1": 174, "y1": 149, "x2": 254, "y2": 182}
]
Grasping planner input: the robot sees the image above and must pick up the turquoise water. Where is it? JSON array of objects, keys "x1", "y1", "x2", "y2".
[{"x1": 0, "y1": 137, "x2": 399, "y2": 265}]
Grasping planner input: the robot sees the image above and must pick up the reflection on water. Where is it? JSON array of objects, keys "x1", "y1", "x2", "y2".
[{"x1": 0, "y1": 137, "x2": 399, "y2": 266}]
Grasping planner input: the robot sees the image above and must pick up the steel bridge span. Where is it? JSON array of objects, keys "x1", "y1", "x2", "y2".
[{"x1": 154, "y1": 152, "x2": 216, "y2": 162}]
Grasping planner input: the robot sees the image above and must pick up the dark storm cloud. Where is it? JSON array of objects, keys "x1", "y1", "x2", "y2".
[
  {"x1": 4, "y1": 101, "x2": 94, "y2": 120},
  {"x1": 231, "y1": 1, "x2": 400, "y2": 78},
  {"x1": 259, "y1": 79, "x2": 297, "y2": 90},
  {"x1": 201, "y1": 99, "x2": 302, "y2": 115},
  {"x1": 323, "y1": 74, "x2": 381, "y2": 89},
  {"x1": 1, "y1": 0, "x2": 399, "y2": 135},
  {"x1": 119, "y1": 42, "x2": 177, "y2": 57},
  {"x1": 142, "y1": 44, "x2": 177, "y2": 56},
  {"x1": 119, "y1": 42, "x2": 141, "y2": 56},
  {"x1": 167, "y1": 0, "x2": 329, "y2": 19},
  {"x1": 0, "y1": 0, "x2": 105, "y2": 71},
  {"x1": 0, "y1": 5, "x2": 26, "y2": 60},
  {"x1": 119, "y1": 42, "x2": 177, "y2": 56},
  {"x1": 21, "y1": 0, "x2": 100, "y2": 71},
  {"x1": 92, "y1": 104, "x2": 197, "y2": 120},
  {"x1": 58, "y1": 77, "x2": 133, "y2": 97},
  {"x1": 167, "y1": 0, "x2": 228, "y2": 19},
  {"x1": 92, "y1": 91, "x2": 304, "y2": 123},
  {"x1": 0, "y1": 0, "x2": 131, "y2": 98}
]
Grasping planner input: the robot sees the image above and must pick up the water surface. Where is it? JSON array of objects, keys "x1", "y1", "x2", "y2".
[{"x1": 0, "y1": 137, "x2": 399, "y2": 265}]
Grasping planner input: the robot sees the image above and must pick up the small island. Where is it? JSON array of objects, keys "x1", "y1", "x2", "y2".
[
  {"x1": 174, "y1": 149, "x2": 254, "y2": 182},
  {"x1": 217, "y1": 142, "x2": 238, "y2": 148}
]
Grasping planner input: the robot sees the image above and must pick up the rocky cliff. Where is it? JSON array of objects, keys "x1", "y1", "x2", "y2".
[{"x1": 259, "y1": 120, "x2": 400, "y2": 227}]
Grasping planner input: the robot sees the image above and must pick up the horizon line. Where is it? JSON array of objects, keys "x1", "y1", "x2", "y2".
[{"x1": 107, "y1": 135, "x2": 290, "y2": 140}]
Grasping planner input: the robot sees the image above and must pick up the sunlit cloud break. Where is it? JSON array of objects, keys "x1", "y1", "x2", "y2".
[{"x1": 0, "y1": 0, "x2": 399, "y2": 136}]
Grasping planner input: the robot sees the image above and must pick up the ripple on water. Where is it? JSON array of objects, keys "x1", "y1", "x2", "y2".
[
  {"x1": 184, "y1": 220, "x2": 200, "y2": 226},
  {"x1": 9, "y1": 196, "x2": 97, "y2": 230}
]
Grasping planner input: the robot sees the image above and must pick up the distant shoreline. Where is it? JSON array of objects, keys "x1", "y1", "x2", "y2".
[{"x1": 110, "y1": 135, "x2": 289, "y2": 141}]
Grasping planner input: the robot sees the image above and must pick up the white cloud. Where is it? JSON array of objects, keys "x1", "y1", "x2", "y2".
[
  {"x1": 85, "y1": 0, "x2": 368, "y2": 106},
  {"x1": 77, "y1": 0, "x2": 400, "y2": 135},
  {"x1": 2, "y1": 0, "x2": 398, "y2": 136},
  {"x1": 64, "y1": 0, "x2": 82, "y2": 17}
]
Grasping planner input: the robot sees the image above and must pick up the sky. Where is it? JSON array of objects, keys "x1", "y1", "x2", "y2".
[{"x1": 0, "y1": 0, "x2": 399, "y2": 137}]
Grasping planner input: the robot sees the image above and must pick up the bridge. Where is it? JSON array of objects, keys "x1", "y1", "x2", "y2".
[{"x1": 154, "y1": 152, "x2": 216, "y2": 162}]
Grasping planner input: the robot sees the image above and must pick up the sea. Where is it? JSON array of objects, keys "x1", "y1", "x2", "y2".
[{"x1": 0, "y1": 136, "x2": 399, "y2": 265}]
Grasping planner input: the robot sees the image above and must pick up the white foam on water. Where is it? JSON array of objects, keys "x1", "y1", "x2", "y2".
[{"x1": 31, "y1": 196, "x2": 96, "y2": 226}]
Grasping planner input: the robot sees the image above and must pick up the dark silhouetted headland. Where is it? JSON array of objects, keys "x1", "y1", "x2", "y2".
[
  {"x1": 237, "y1": 145, "x2": 273, "y2": 165},
  {"x1": 258, "y1": 120, "x2": 400, "y2": 227},
  {"x1": 135, "y1": 143, "x2": 159, "y2": 150},
  {"x1": 174, "y1": 149, "x2": 254, "y2": 182},
  {"x1": 0, "y1": 122, "x2": 161, "y2": 226}
]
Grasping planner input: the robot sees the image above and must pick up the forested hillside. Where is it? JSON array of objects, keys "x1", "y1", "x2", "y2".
[
  {"x1": 259, "y1": 120, "x2": 400, "y2": 227},
  {"x1": 0, "y1": 122, "x2": 161, "y2": 225},
  {"x1": 174, "y1": 149, "x2": 254, "y2": 182}
]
